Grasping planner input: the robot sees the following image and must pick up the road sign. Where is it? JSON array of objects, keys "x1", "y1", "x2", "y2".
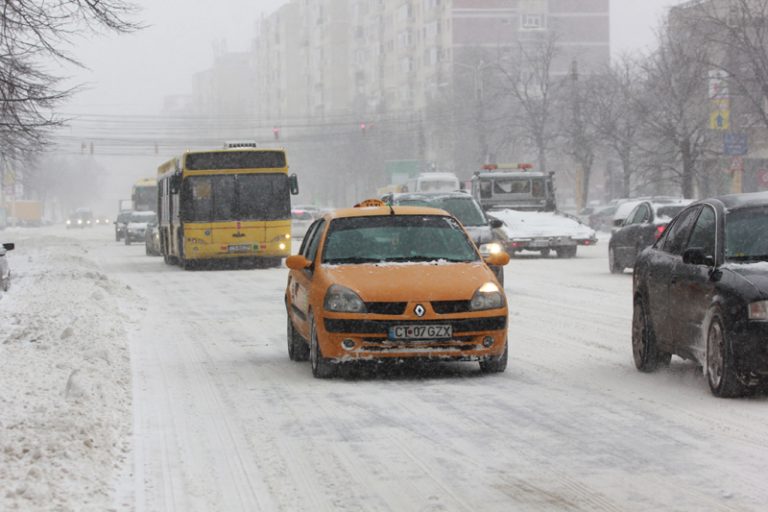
[
  {"x1": 710, "y1": 109, "x2": 730, "y2": 130},
  {"x1": 724, "y1": 133, "x2": 748, "y2": 155},
  {"x1": 709, "y1": 69, "x2": 729, "y2": 99}
]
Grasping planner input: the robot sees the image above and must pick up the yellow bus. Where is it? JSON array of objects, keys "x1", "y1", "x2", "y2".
[{"x1": 157, "y1": 147, "x2": 298, "y2": 269}]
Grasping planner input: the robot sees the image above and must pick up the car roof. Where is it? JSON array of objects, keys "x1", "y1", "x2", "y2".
[
  {"x1": 709, "y1": 191, "x2": 768, "y2": 211},
  {"x1": 326, "y1": 205, "x2": 451, "y2": 220}
]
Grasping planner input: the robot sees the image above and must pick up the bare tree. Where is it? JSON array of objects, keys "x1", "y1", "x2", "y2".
[
  {"x1": 495, "y1": 34, "x2": 565, "y2": 174},
  {"x1": 674, "y1": 0, "x2": 768, "y2": 130},
  {"x1": 638, "y1": 24, "x2": 715, "y2": 198},
  {"x1": 0, "y1": 0, "x2": 140, "y2": 160},
  {"x1": 590, "y1": 56, "x2": 647, "y2": 198}
]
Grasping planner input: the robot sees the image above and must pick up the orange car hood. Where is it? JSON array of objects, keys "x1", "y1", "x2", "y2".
[{"x1": 322, "y1": 261, "x2": 494, "y2": 302}]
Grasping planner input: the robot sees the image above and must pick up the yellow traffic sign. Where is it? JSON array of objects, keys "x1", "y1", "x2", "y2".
[{"x1": 710, "y1": 109, "x2": 730, "y2": 130}]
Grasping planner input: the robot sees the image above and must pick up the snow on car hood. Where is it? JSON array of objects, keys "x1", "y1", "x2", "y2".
[
  {"x1": 489, "y1": 209, "x2": 596, "y2": 239},
  {"x1": 723, "y1": 261, "x2": 768, "y2": 298}
]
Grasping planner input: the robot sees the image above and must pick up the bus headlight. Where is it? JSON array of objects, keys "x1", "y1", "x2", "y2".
[{"x1": 279, "y1": 243, "x2": 286, "y2": 250}]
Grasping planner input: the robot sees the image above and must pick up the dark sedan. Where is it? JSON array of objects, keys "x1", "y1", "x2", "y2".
[
  {"x1": 609, "y1": 199, "x2": 691, "y2": 273},
  {"x1": 632, "y1": 192, "x2": 768, "y2": 397}
]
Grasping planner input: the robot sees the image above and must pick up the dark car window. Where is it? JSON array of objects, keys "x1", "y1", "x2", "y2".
[
  {"x1": 660, "y1": 206, "x2": 701, "y2": 255},
  {"x1": 686, "y1": 205, "x2": 716, "y2": 258},
  {"x1": 725, "y1": 206, "x2": 768, "y2": 261}
]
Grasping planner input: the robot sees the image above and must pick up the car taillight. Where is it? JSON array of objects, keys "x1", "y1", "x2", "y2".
[{"x1": 655, "y1": 225, "x2": 667, "y2": 240}]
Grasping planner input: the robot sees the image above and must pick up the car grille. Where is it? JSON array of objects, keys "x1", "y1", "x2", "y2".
[
  {"x1": 324, "y1": 316, "x2": 507, "y2": 334},
  {"x1": 431, "y1": 300, "x2": 472, "y2": 314},
  {"x1": 365, "y1": 302, "x2": 407, "y2": 315}
]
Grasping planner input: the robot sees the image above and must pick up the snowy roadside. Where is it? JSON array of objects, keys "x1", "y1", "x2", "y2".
[{"x1": 0, "y1": 232, "x2": 135, "y2": 511}]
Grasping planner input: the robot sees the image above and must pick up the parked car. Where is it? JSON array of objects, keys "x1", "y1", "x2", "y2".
[
  {"x1": 383, "y1": 192, "x2": 506, "y2": 284},
  {"x1": 124, "y1": 211, "x2": 157, "y2": 245},
  {"x1": 0, "y1": 242, "x2": 14, "y2": 291},
  {"x1": 145, "y1": 222, "x2": 161, "y2": 256},
  {"x1": 284, "y1": 199, "x2": 511, "y2": 378},
  {"x1": 609, "y1": 199, "x2": 692, "y2": 273},
  {"x1": 612, "y1": 196, "x2": 686, "y2": 228},
  {"x1": 114, "y1": 211, "x2": 132, "y2": 241},
  {"x1": 66, "y1": 208, "x2": 94, "y2": 229},
  {"x1": 632, "y1": 191, "x2": 768, "y2": 397}
]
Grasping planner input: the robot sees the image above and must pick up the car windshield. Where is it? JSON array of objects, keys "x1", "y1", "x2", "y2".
[
  {"x1": 130, "y1": 212, "x2": 156, "y2": 223},
  {"x1": 395, "y1": 197, "x2": 487, "y2": 226},
  {"x1": 181, "y1": 173, "x2": 290, "y2": 222},
  {"x1": 655, "y1": 205, "x2": 687, "y2": 221},
  {"x1": 322, "y1": 215, "x2": 479, "y2": 264},
  {"x1": 725, "y1": 207, "x2": 768, "y2": 262}
]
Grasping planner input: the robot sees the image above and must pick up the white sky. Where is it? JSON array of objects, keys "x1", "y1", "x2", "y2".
[{"x1": 62, "y1": 0, "x2": 685, "y2": 116}]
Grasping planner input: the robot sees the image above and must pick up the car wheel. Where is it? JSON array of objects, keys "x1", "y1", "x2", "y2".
[
  {"x1": 287, "y1": 314, "x2": 310, "y2": 361},
  {"x1": 115, "y1": 231, "x2": 119, "y2": 242},
  {"x1": 124, "y1": 235, "x2": 130, "y2": 246},
  {"x1": 309, "y1": 312, "x2": 335, "y2": 378},
  {"x1": 632, "y1": 295, "x2": 668, "y2": 372},
  {"x1": 540, "y1": 248, "x2": 551, "y2": 257},
  {"x1": 707, "y1": 315, "x2": 747, "y2": 398},
  {"x1": 609, "y1": 246, "x2": 623, "y2": 274},
  {"x1": 480, "y1": 340, "x2": 508, "y2": 373},
  {"x1": 556, "y1": 246, "x2": 577, "y2": 258}
]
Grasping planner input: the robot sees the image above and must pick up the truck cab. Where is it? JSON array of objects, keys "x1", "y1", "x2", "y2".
[{"x1": 471, "y1": 164, "x2": 556, "y2": 212}]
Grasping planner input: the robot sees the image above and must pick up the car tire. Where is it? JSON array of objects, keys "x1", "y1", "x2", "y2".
[
  {"x1": 707, "y1": 314, "x2": 748, "y2": 398},
  {"x1": 115, "y1": 231, "x2": 120, "y2": 242},
  {"x1": 632, "y1": 294, "x2": 669, "y2": 372},
  {"x1": 287, "y1": 314, "x2": 310, "y2": 361},
  {"x1": 556, "y1": 246, "x2": 577, "y2": 258},
  {"x1": 124, "y1": 235, "x2": 131, "y2": 246},
  {"x1": 309, "y1": 312, "x2": 335, "y2": 378},
  {"x1": 480, "y1": 340, "x2": 508, "y2": 373},
  {"x1": 609, "y1": 246, "x2": 623, "y2": 274}
]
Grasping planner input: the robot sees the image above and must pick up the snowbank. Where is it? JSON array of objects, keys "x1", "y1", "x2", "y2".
[{"x1": 0, "y1": 234, "x2": 133, "y2": 510}]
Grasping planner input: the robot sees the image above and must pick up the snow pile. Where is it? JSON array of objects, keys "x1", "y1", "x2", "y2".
[
  {"x1": 0, "y1": 235, "x2": 133, "y2": 510},
  {"x1": 489, "y1": 209, "x2": 596, "y2": 239}
]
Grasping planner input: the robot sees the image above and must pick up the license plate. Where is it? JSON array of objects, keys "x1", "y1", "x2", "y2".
[
  {"x1": 388, "y1": 325, "x2": 452, "y2": 340},
  {"x1": 530, "y1": 239, "x2": 549, "y2": 248},
  {"x1": 228, "y1": 244, "x2": 252, "y2": 253}
]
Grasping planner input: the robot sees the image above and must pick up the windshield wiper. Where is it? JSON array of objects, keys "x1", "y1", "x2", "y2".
[
  {"x1": 383, "y1": 256, "x2": 475, "y2": 263},
  {"x1": 324, "y1": 257, "x2": 381, "y2": 264},
  {"x1": 728, "y1": 254, "x2": 768, "y2": 262}
]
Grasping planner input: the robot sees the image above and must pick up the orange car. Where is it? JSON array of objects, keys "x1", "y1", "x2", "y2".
[{"x1": 284, "y1": 200, "x2": 511, "y2": 378}]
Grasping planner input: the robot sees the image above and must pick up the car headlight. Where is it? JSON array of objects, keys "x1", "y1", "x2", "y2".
[
  {"x1": 748, "y1": 301, "x2": 768, "y2": 320},
  {"x1": 66, "y1": 220, "x2": 71, "y2": 225},
  {"x1": 77, "y1": 219, "x2": 82, "y2": 225},
  {"x1": 324, "y1": 285, "x2": 367, "y2": 313},
  {"x1": 470, "y1": 282, "x2": 505, "y2": 310},
  {"x1": 479, "y1": 242, "x2": 503, "y2": 257}
]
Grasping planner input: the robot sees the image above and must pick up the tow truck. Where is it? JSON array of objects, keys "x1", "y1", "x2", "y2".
[{"x1": 471, "y1": 163, "x2": 596, "y2": 258}]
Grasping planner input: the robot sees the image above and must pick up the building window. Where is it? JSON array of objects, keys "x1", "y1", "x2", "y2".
[{"x1": 521, "y1": 14, "x2": 546, "y2": 30}]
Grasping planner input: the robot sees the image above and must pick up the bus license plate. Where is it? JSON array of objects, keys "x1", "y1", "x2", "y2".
[
  {"x1": 228, "y1": 244, "x2": 252, "y2": 253},
  {"x1": 389, "y1": 325, "x2": 452, "y2": 340}
]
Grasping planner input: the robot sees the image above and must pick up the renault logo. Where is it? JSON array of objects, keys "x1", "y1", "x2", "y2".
[{"x1": 414, "y1": 304, "x2": 426, "y2": 317}]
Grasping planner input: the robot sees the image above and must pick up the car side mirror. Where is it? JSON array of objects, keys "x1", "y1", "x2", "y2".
[
  {"x1": 2, "y1": 243, "x2": 14, "y2": 251},
  {"x1": 614, "y1": 219, "x2": 624, "y2": 228},
  {"x1": 285, "y1": 255, "x2": 312, "y2": 270},
  {"x1": 489, "y1": 219, "x2": 503, "y2": 229},
  {"x1": 289, "y1": 174, "x2": 299, "y2": 196},
  {"x1": 682, "y1": 247, "x2": 714, "y2": 267},
  {"x1": 484, "y1": 252, "x2": 510, "y2": 267}
]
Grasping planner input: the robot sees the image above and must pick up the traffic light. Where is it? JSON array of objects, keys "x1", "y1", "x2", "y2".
[{"x1": 273, "y1": 127, "x2": 280, "y2": 141}]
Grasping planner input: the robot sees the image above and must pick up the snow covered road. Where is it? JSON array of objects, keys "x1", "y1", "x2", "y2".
[{"x1": 3, "y1": 227, "x2": 768, "y2": 511}]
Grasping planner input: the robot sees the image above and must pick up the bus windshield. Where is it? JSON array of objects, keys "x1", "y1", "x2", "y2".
[{"x1": 181, "y1": 174, "x2": 290, "y2": 222}]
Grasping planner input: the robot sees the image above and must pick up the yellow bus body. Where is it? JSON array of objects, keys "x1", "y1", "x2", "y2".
[{"x1": 157, "y1": 149, "x2": 294, "y2": 267}]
